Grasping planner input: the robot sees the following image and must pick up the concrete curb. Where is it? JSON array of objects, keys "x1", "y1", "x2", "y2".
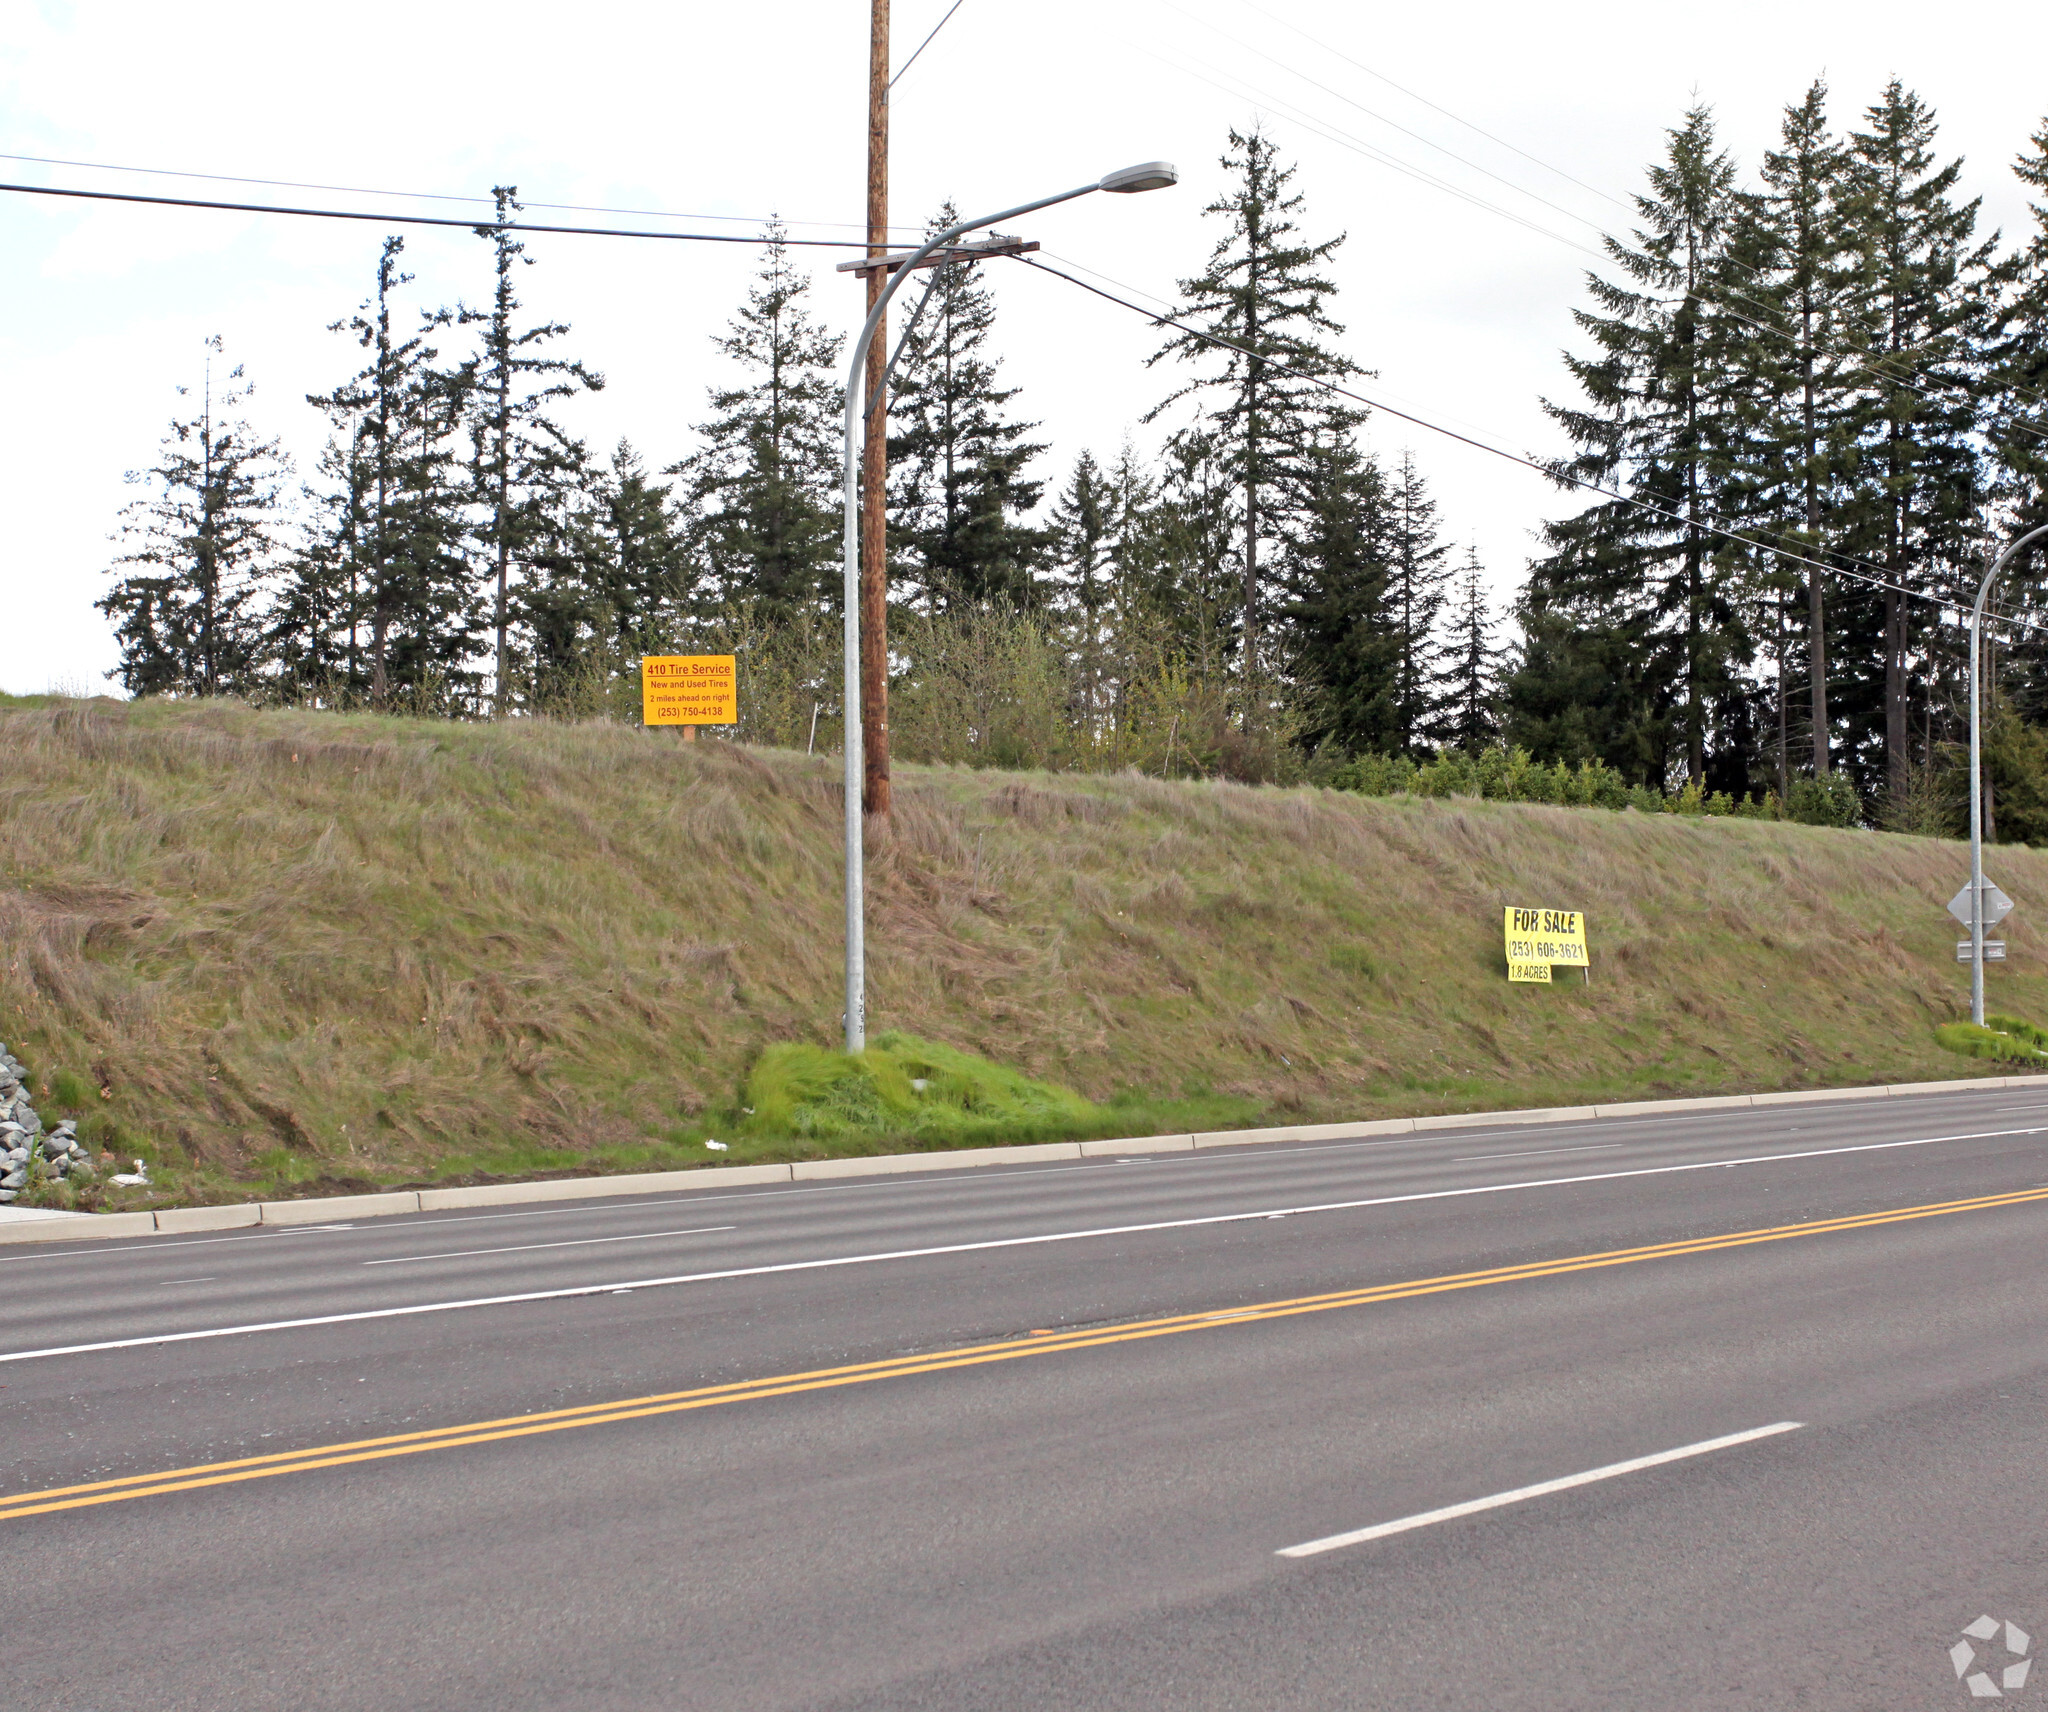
[{"x1": 8, "y1": 1070, "x2": 2040, "y2": 1247}]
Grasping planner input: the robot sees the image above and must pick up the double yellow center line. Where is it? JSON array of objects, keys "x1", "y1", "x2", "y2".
[{"x1": 6, "y1": 1181, "x2": 2045, "y2": 1524}]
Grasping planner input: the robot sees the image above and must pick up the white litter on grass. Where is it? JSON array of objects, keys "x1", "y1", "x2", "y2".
[
  {"x1": 911, "y1": 1078, "x2": 930, "y2": 1092},
  {"x1": 109, "y1": 1159, "x2": 150, "y2": 1186},
  {"x1": 704, "y1": 1139, "x2": 728, "y2": 1152}
]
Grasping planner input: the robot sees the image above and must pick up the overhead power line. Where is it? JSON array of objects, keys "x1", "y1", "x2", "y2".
[
  {"x1": 1144, "y1": 10, "x2": 2048, "y2": 431},
  {"x1": 0, "y1": 180, "x2": 868, "y2": 247},
  {"x1": 1229, "y1": 0, "x2": 1625, "y2": 209},
  {"x1": 890, "y1": 0, "x2": 970, "y2": 90},
  {"x1": 0, "y1": 149, "x2": 917, "y2": 237},
  {"x1": 1008, "y1": 253, "x2": 2048, "y2": 640}
]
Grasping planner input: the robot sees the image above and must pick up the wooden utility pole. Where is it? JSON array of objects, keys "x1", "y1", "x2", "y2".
[{"x1": 861, "y1": 0, "x2": 893, "y2": 817}]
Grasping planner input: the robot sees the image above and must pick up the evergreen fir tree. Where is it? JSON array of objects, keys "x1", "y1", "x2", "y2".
[
  {"x1": 1838, "y1": 82, "x2": 1993, "y2": 795},
  {"x1": 1519, "y1": 104, "x2": 1744, "y2": 785},
  {"x1": 1129, "y1": 430, "x2": 1240, "y2": 682},
  {"x1": 1277, "y1": 433, "x2": 1398, "y2": 755},
  {"x1": 99, "y1": 337, "x2": 289, "y2": 697},
  {"x1": 1983, "y1": 119, "x2": 2048, "y2": 724},
  {"x1": 271, "y1": 415, "x2": 371, "y2": 693},
  {"x1": 1383, "y1": 452, "x2": 1453, "y2": 755},
  {"x1": 888, "y1": 204, "x2": 1049, "y2": 609},
  {"x1": 310, "y1": 238, "x2": 482, "y2": 710},
  {"x1": 1505, "y1": 518, "x2": 1673, "y2": 780},
  {"x1": 462, "y1": 187, "x2": 603, "y2": 713},
  {"x1": 1047, "y1": 451, "x2": 1114, "y2": 731},
  {"x1": 681, "y1": 223, "x2": 844, "y2": 616},
  {"x1": 1743, "y1": 80, "x2": 1861, "y2": 777},
  {"x1": 1438, "y1": 550, "x2": 1507, "y2": 753},
  {"x1": 1988, "y1": 117, "x2": 2048, "y2": 537},
  {"x1": 583, "y1": 441, "x2": 694, "y2": 656},
  {"x1": 1148, "y1": 127, "x2": 1359, "y2": 690}
]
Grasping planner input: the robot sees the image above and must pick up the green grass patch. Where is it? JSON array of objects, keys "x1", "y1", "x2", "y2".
[
  {"x1": 1934, "y1": 1013, "x2": 2048, "y2": 1062},
  {"x1": 745, "y1": 1031, "x2": 1101, "y2": 1151}
]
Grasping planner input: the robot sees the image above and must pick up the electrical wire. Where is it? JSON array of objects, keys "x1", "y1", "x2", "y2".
[
  {"x1": 0, "y1": 180, "x2": 869, "y2": 247},
  {"x1": 1161, "y1": 0, "x2": 1611, "y2": 240},
  {"x1": 1034, "y1": 244, "x2": 1544, "y2": 454},
  {"x1": 1129, "y1": 38, "x2": 1606, "y2": 259},
  {"x1": 1008, "y1": 252, "x2": 2048, "y2": 639},
  {"x1": 1229, "y1": 0, "x2": 1625, "y2": 211},
  {"x1": 0, "y1": 149, "x2": 917, "y2": 237},
  {"x1": 1181, "y1": 3, "x2": 2048, "y2": 426},
  {"x1": 890, "y1": 0, "x2": 970, "y2": 91},
  {"x1": 1132, "y1": 31, "x2": 2048, "y2": 444}
]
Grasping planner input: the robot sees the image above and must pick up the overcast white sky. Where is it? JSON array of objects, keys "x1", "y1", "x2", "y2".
[{"x1": 3, "y1": 0, "x2": 2044, "y2": 695}]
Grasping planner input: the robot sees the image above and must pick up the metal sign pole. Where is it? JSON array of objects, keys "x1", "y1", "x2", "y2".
[
  {"x1": 1967, "y1": 524, "x2": 2048, "y2": 1027},
  {"x1": 834, "y1": 175, "x2": 1161, "y2": 1053},
  {"x1": 1971, "y1": 600, "x2": 1984, "y2": 1026}
]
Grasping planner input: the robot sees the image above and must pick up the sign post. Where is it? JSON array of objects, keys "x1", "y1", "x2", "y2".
[
  {"x1": 1504, "y1": 907, "x2": 1589, "y2": 985},
  {"x1": 1947, "y1": 878, "x2": 2014, "y2": 983},
  {"x1": 641, "y1": 656, "x2": 737, "y2": 733}
]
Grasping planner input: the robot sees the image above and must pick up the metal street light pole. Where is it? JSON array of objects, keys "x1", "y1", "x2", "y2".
[
  {"x1": 836, "y1": 161, "x2": 1177, "y2": 1052},
  {"x1": 1967, "y1": 521, "x2": 2048, "y2": 1025}
]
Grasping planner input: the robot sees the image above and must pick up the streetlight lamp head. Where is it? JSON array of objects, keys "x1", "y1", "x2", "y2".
[{"x1": 1098, "y1": 161, "x2": 1178, "y2": 194}]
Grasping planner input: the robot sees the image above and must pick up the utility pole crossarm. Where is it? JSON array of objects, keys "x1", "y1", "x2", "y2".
[{"x1": 836, "y1": 235, "x2": 1041, "y2": 278}]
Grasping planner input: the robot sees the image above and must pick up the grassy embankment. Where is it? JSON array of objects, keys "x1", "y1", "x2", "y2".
[{"x1": 2, "y1": 694, "x2": 2041, "y2": 1210}]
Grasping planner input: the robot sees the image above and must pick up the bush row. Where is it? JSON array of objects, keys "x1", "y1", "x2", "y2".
[{"x1": 1327, "y1": 747, "x2": 1865, "y2": 827}]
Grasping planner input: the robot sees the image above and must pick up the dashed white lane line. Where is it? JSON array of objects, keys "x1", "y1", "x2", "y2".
[
  {"x1": 1455, "y1": 1144, "x2": 1625, "y2": 1162},
  {"x1": 362, "y1": 1226, "x2": 737, "y2": 1267},
  {"x1": 1277, "y1": 1421, "x2": 1806, "y2": 1558},
  {"x1": 0, "y1": 1125, "x2": 2038, "y2": 1366}
]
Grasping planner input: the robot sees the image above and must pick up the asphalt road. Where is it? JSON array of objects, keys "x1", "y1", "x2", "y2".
[{"x1": 6, "y1": 1083, "x2": 2048, "y2": 1710}]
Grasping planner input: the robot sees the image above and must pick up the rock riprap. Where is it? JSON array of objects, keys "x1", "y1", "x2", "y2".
[{"x1": 0, "y1": 1044, "x2": 94, "y2": 1203}]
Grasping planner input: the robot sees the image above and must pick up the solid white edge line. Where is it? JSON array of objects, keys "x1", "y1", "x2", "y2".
[
  {"x1": 1, "y1": 1126, "x2": 2040, "y2": 1366},
  {"x1": 361, "y1": 1225, "x2": 737, "y2": 1266},
  {"x1": 1276, "y1": 1421, "x2": 1807, "y2": 1558},
  {"x1": 3, "y1": 1096, "x2": 2015, "y2": 1264}
]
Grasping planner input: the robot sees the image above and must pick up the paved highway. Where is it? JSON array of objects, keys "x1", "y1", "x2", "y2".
[{"x1": 6, "y1": 1082, "x2": 2047, "y2": 1709}]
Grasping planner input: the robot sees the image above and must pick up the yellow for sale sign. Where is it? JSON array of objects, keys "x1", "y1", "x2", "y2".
[
  {"x1": 1504, "y1": 906, "x2": 1588, "y2": 983},
  {"x1": 641, "y1": 655, "x2": 737, "y2": 726}
]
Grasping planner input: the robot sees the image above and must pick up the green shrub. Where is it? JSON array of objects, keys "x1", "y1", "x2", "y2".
[
  {"x1": 1985, "y1": 1013, "x2": 2048, "y2": 1050},
  {"x1": 1786, "y1": 772, "x2": 1862, "y2": 828},
  {"x1": 1934, "y1": 1015, "x2": 2048, "y2": 1062}
]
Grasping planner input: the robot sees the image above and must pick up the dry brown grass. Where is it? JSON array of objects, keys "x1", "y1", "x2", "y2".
[{"x1": 2, "y1": 694, "x2": 2039, "y2": 1206}]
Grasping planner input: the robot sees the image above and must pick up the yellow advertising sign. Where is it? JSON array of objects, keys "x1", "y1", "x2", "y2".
[
  {"x1": 1504, "y1": 906, "x2": 1588, "y2": 984},
  {"x1": 641, "y1": 655, "x2": 737, "y2": 726}
]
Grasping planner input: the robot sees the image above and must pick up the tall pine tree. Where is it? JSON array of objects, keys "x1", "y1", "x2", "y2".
[
  {"x1": 463, "y1": 187, "x2": 603, "y2": 713},
  {"x1": 272, "y1": 415, "x2": 371, "y2": 693},
  {"x1": 1047, "y1": 450, "x2": 1115, "y2": 732},
  {"x1": 309, "y1": 238, "x2": 482, "y2": 710},
  {"x1": 1383, "y1": 452, "x2": 1452, "y2": 755},
  {"x1": 100, "y1": 337, "x2": 289, "y2": 697},
  {"x1": 1278, "y1": 433, "x2": 1398, "y2": 755},
  {"x1": 1988, "y1": 118, "x2": 2048, "y2": 538},
  {"x1": 888, "y1": 205, "x2": 1048, "y2": 610},
  {"x1": 1742, "y1": 80, "x2": 1861, "y2": 777},
  {"x1": 1148, "y1": 127, "x2": 1359, "y2": 693},
  {"x1": 1517, "y1": 104, "x2": 1744, "y2": 785},
  {"x1": 681, "y1": 224, "x2": 843, "y2": 616},
  {"x1": 1437, "y1": 550, "x2": 1506, "y2": 753},
  {"x1": 1838, "y1": 82, "x2": 1992, "y2": 795}
]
